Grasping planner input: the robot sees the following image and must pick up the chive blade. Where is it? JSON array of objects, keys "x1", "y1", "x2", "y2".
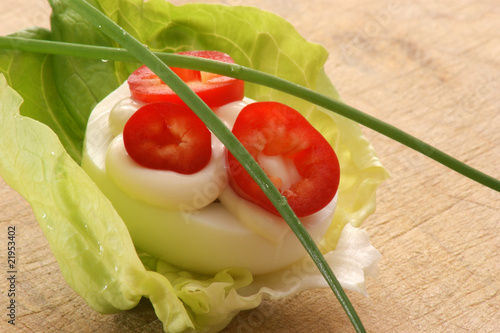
[
  {"x1": 1, "y1": 35, "x2": 498, "y2": 192},
  {"x1": 65, "y1": 0, "x2": 365, "y2": 332}
]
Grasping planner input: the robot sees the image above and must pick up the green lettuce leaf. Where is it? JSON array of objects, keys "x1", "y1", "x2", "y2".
[
  {"x1": 0, "y1": 1, "x2": 389, "y2": 332},
  {"x1": 0, "y1": 74, "x2": 193, "y2": 332}
]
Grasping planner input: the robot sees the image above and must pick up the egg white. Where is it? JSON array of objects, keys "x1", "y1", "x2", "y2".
[{"x1": 81, "y1": 82, "x2": 337, "y2": 275}]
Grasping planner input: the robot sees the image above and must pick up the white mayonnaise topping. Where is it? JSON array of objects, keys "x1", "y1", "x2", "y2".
[{"x1": 81, "y1": 82, "x2": 337, "y2": 275}]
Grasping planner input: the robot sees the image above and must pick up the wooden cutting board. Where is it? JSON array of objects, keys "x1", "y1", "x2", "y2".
[{"x1": 1, "y1": 0, "x2": 499, "y2": 332}]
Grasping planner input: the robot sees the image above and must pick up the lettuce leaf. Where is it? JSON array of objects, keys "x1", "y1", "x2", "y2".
[
  {"x1": 0, "y1": 1, "x2": 389, "y2": 332},
  {"x1": 0, "y1": 74, "x2": 193, "y2": 332}
]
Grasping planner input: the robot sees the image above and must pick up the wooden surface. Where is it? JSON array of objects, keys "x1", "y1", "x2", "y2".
[{"x1": 1, "y1": 0, "x2": 499, "y2": 332}]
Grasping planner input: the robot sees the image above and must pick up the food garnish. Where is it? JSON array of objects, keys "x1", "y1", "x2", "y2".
[
  {"x1": 123, "y1": 102, "x2": 213, "y2": 174},
  {"x1": 227, "y1": 101, "x2": 340, "y2": 217},
  {"x1": 128, "y1": 50, "x2": 244, "y2": 107}
]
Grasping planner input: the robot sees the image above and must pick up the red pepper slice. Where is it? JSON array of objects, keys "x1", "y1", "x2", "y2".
[
  {"x1": 123, "y1": 102, "x2": 212, "y2": 174},
  {"x1": 227, "y1": 102, "x2": 340, "y2": 217},
  {"x1": 127, "y1": 50, "x2": 244, "y2": 108}
]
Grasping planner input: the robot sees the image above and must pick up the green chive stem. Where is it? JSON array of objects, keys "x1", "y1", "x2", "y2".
[
  {"x1": 1, "y1": 35, "x2": 498, "y2": 192},
  {"x1": 65, "y1": 0, "x2": 366, "y2": 332}
]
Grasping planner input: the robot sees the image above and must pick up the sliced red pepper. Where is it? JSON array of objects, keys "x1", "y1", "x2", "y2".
[
  {"x1": 127, "y1": 50, "x2": 244, "y2": 108},
  {"x1": 227, "y1": 102, "x2": 340, "y2": 217},
  {"x1": 123, "y1": 102, "x2": 212, "y2": 174}
]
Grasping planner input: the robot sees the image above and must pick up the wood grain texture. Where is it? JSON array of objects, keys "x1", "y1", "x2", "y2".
[{"x1": 1, "y1": 0, "x2": 499, "y2": 332}]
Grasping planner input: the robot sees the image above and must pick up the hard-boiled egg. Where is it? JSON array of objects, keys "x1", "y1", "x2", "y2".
[{"x1": 81, "y1": 82, "x2": 337, "y2": 275}]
